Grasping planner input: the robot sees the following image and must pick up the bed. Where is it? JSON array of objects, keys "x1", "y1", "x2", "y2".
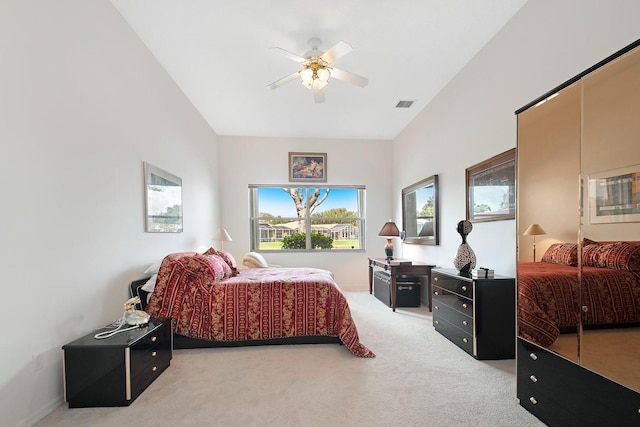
[
  {"x1": 131, "y1": 250, "x2": 374, "y2": 357},
  {"x1": 518, "y1": 240, "x2": 640, "y2": 347}
]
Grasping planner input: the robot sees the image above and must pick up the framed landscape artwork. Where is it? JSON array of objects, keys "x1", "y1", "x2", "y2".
[
  {"x1": 289, "y1": 152, "x2": 327, "y2": 182},
  {"x1": 144, "y1": 162, "x2": 183, "y2": 233},
  {"x1": 589, "y1": 164, "x2": 640, "y2": 224},
  {"x1": 466, "y1": 148, "x2": 516, "y2": 222}
]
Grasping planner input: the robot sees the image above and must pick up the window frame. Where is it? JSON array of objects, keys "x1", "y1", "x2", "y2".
[{"x1": 249, "y1": 184, "x2": 366, "y2": 252}]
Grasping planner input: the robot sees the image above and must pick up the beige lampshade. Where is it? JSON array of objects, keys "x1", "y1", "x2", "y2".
[
  {"x1": 378, "y1": 221, "x2": 400, "y2": 237},
  {"x1": 213, "y1": 228, "x2": 232, "y2": 242},
  {"x1": 523, "y1": 223, "x2": 546, "y2": 236}
]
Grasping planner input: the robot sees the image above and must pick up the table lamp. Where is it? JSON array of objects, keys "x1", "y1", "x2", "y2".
[
  {"x1": 213, "y1": 228, "x2": 232, "y2": 250},
  {"x1": 523, "y1": 223, "x2": 546, "y2": 261},
  {"x1": 378, "y1": 220, "x2": 400, "y2": 260}
]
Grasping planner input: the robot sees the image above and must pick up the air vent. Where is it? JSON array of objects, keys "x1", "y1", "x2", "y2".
[{"x1": 395, "y1": 100, "x2": 414, "y2": 108}]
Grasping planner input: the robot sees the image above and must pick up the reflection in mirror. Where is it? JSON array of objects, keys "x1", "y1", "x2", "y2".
[
  {"x1": 402, "y1": 175, "x2": 439, "y2": 245},
  {"x1": 579, "y1": 44, "x2": 640, "y2": 393},
  {"x1": 517, "y1": 41, "x2": 640, "y2": 395}
]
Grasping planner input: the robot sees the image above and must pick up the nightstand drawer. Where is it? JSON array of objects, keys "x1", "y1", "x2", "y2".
[
  {"x1": 130, "y1": 321, "x2": 171, "y2": 376},
  {"x1": 130, "y1": 353, "x2": 171, "y2": 399}
]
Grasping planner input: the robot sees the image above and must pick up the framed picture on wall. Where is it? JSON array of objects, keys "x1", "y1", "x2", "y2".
[
  {"x1": 466, "y1": 148, "x2": 516, "y2": 222},
  {"x1": 288, "y1": 152, "x2": 327, "y2": 182},
  {"x1": 589, "y1": 164, "x2": 640, "y2": 224},
  {"x1": 144, "y1": 162, "x2": 183, "y2": 232}
]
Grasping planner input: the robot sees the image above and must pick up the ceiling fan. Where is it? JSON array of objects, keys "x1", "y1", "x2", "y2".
[{"x1": 267, "y1": 38, "x2": 368, "y2": 104}]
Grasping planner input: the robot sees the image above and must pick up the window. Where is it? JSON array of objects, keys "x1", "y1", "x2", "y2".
[{"x1": 249, "y1": 185, "x2": 365, "y2": 251}]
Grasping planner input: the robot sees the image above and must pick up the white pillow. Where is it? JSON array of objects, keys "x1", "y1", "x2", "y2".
[
  {"x1": 242, "y1": 252, "x2": 269, "y2": 268},
  {"x1": 141, "y1": 274, "x2": 157, "y2": 292},
  {"x1": 144, "y1": 261, "x2": 162, "y2": 274}
]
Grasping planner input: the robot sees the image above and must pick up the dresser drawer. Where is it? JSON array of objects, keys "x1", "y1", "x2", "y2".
[
  {"x1": 433, "y1": 316, "x2": 473, "y2": 356},
  {"x1": 433, "y1": 299, "x2": 473, "y2": 335},
  {"x1": 432, "y1": 287, "x2": 473, "y2": 316},
  {"x1": 432, "y1": 273, "x2": 473, "y2": 299},
  {"x1": 517, "y1": 338, "x2": 640, "y2": 426}
]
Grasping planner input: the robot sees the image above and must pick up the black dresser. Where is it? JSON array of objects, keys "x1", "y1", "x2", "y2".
[
  {"x1": 431, "y1": 268, "x2": 515, "y2": 359},
  {"x1": 518, "y1": 338, "x2": 640, "y2": 426},
  {"x1": 63, "y1": 317, "x2": 172, "y2": 407}
]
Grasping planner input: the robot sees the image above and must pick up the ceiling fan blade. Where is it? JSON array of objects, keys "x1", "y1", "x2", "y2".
[
  {"x1": 330, "y1": 67, "x2": 368, "y2": 88},
  {"x1": 269, "y1": 47, "x2": 307, "y2": 63},
  {"x1": 319, "y1": 40, "x2": 353, "y2": 63},
  {"x1": 312, "y1": 80, "x2": 325, "y2": 104},
  {"x1": 267, "y1": 72, "x2": 300, "y2": 90}
]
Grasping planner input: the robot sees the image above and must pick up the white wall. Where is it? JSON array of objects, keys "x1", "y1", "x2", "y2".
[
  {"x1": 393, "y1": 0, "x2": 640, "y2": 277},
  {"x1": 217, "y1": 136, "x2": 393, "y2": 289},
  {"x1": 0, "y1": 2, "x2": 220, "y2": 427}
]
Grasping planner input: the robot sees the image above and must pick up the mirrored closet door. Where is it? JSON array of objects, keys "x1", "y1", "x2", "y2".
[{"x1": 517, "y1": 41, "x2": 640, "y2": 394}]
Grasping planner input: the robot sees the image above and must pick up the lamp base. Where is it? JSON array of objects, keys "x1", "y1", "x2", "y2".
[{"x1": 384, "y1": 246, "x2": 394, "y2": 260}]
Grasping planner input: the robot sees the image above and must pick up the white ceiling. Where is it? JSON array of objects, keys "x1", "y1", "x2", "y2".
[{"x1": 110, "y1": 0, "x2": 528, "y2": 140}]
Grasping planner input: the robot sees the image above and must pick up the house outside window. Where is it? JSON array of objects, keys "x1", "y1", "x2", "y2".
[{"x1": 249, "y1": 185, "x2": 365, "y2": 251}]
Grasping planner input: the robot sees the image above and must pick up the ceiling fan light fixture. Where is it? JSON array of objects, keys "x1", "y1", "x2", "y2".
[
  {"x1": 317, "y1": 67, "x2": 331, "y2": 82},
  {"x1": 268, "y1": 38, "x2": 367, "y2": 101},
  {"x1": 300, "y1": 68, "x2": 314, "y2": 85}
]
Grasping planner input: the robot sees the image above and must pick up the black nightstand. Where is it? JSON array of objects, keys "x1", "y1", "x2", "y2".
[{"x1": 62, "y1": 317, "x2": 172, "y2": 407}]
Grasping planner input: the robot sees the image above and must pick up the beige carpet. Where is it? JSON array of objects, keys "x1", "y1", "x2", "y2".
[{"x1": 35, "y1": 292, "x2": 545, "y2": 427}]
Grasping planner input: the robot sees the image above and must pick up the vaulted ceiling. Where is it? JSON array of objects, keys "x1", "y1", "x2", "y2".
[{"x1": 110, "y1": 0, "x2": 528, "y2": 140}]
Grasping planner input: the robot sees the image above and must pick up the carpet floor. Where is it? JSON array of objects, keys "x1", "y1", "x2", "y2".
[{"x1": 36, "y1": 291, "x2": 546, "y2": 427}]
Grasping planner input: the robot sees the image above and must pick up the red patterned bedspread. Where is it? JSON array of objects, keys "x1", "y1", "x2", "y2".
[
  {"x1": 146, "y1": 253, "x2": 374, "y2": 357},
  {"x1": 518, "y1": 262, "x2": 640, "y2": 347}
]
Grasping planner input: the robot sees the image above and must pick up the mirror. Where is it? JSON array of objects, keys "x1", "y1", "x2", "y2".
[
  {"x1": 517, "y1": 41, "x2": 640, "y2": 394},
  {"x1": 402, "y1": 175, "x2": 439, "y2": 245}
]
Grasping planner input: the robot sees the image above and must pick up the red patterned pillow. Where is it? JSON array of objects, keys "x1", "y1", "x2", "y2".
[
  {"x1": 203, "y1": 248, "x2": 238, "y2": 277},
  {"x1": 582, "y1": 242, "x2": 640, "y2": 271},
  {"x1": 541, "y1": 243, "x2": 578, "y2": 266},
  {"x1": 182, "y1": 253, "x2": 225, "y2": 282}
]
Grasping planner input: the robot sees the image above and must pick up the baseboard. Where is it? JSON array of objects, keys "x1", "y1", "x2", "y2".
[
  {"x1": 337, "y1": 285, "x2": 368, "y2": 292},
  {"x1": 15, "y1": 396, "x2": 63, "y2": 427}
]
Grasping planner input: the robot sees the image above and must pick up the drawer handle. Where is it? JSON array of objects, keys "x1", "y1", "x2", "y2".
[
  {"x1": 151, "y1": 336, "x2": 157, "y2": 342},
  {"x1": 461, "y1": 285, "x2": 468, "y2": 292},
  {"x1": 463, "y1": 338, "x2": 468, "y2": 343},
  {"x1": 530, "y1": 375, "x2": 538, "y2": 383},
  {"x1": 462, "y1": 303, "x2": 468, "y2": 309},
  {"x1": 434, "y1": 277, "x2": 439, "y2": 282},
  {"x1": 435, "y1": 306, "x2": 439, "y2": 310},
  {"x1": 434, "y1": 320, "x2": 439, "y2": 325},
  {"x1": 151, "y1": 351, "x2": 157, "y2": 357},
  {"x1": 529, "y1": 353, "x2": 538, "y2": 361},
  {"x1": 462, "y1": 320, "x2": 468, "y2": 326},
  {"x1": 529, "y1": 397, "x2": 537, "y2": 405},
  {"x1": 152, "y1": 366, "x2": 158, "y2": 372},
  {"x1": 434, "y1": 291, "x2": 439, "y2": 296}
]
